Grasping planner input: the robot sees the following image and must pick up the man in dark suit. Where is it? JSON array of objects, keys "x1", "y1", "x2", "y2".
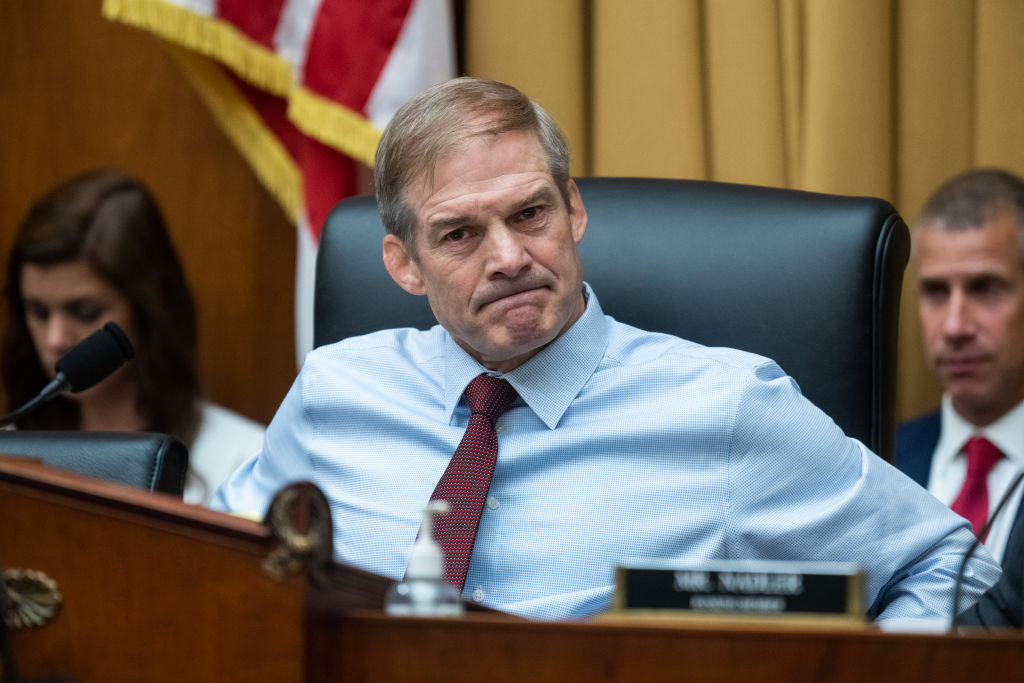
[
  {"x1": 959, "y1": 503, "x2": 1023, "y2": 627},
  {"x1": 895, "y1": 168, "x2": 1024, "y2": 627}
]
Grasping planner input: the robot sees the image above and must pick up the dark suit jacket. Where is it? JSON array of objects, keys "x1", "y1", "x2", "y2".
[
  {"x1": 959, "y1": 501, "x2": 1024, "y2": 628},
  {"x1": 894, "y1": 410, "x2": 941, "y2": 488},
  {"x1": 896, "y1": 411, "x2": 1023, "y2": 627}
]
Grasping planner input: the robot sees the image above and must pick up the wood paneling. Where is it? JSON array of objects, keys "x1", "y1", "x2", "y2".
[
  {"x1": 0, "y1": 0, "x2": 297, "y2": 425},
  {"x1": 5, "y1": 458, "x2": 1023, "y2": 682},
  {"x1": 0, "y1": 456, "x2": 307, "y2": 681},
  {"x1": 312, "y1": 612, "x2": 1024, "y2": 683}
]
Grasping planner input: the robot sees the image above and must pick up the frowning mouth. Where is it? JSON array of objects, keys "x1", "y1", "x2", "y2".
[{"x1": 478, "y1": 286, "x2": 547, "y2": 311}]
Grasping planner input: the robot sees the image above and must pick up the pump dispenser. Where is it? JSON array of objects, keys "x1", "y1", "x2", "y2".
[{"x1": 384, "y1": 500, "x2": 464, "y2": 617}]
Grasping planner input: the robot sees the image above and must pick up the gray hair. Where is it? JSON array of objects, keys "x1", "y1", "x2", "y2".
[
  {"x1": 916, "y1": 168, "x2": 1024, "y2": 263},
  {"x1": 374, "y1": 77, "x2": 571, "y2": 256}
]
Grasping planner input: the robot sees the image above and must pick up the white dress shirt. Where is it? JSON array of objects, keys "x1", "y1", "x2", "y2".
[
  {"x1": 928, "y1": 394, "x2": 1024, "y2": 562},
  {"x1": 214, "y1": 285, "x2": 999, "y2": 622},
  {"x1": 185, "y1": 401, "x2": 267, "y2": 507}
]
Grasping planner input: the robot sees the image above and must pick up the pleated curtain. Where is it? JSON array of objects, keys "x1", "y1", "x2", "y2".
[{"x1": 463, "y1": 0, "x2": 1024, "y2": 422}]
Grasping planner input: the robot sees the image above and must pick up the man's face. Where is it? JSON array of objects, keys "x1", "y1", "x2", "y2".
[
  {"x1": 383, "y1": 128, "x2": 587, "y2": 372},
  {"x1": 917, "y1": 211, "x2": 1024, "y2": 426}
]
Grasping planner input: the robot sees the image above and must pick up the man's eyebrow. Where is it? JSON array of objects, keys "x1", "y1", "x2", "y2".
[
  {"x1": 426, "y1": 188, "x2": 558, "y2": 232},
  {"x1": 512, "y1": 188, "x2": 556, "y2": 212},
  {"x1": 428, "y1": 215, "x2": 470, "y2": 232}
]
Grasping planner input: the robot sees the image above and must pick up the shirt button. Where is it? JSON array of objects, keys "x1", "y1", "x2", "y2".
[
  {"x1": 495, "y1": 424, "x2": 506, "y2": 434},
  {"x1": 486, "y1": 496, "x2": 499, "y2": 510},
  {"x1": 472, "y1": 587, "x2": 485, "y2": 603}
]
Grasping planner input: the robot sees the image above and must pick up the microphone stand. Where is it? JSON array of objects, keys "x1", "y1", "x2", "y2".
[
  {"x1": 950, "y1": 469, "x2": 1024, "y2": 630},
  {"x1": 0, "y1": 322, "x2": 133, "y2": 430},
  {"x1": 0, "y1": 376, "x2": 69, "y2": 430}
]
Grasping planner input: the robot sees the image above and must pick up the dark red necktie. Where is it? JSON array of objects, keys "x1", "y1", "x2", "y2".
[
  {"x1": 950, "y1": 436, "x2": 1004, "y2": 540},
  {"x1": 429, "y1": 374, "x2": 517, "y2": 593}
]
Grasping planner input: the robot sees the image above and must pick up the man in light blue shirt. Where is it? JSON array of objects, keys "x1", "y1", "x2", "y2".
[{"x1": 213, "y1": 77, "x2": 999, "y2": 624}]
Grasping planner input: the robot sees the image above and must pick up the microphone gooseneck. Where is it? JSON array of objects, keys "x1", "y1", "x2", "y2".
[
  {"x1": 0, "y1": 322, "x2": 136, "y2": 429},
  {"x1": 950, "y1": 468, "x2": 1024, "y2": 630}
]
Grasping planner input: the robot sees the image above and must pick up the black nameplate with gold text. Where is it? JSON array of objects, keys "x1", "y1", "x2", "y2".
[{"x1": 613, "y1": 560, "x2": 865, "y2": 622}]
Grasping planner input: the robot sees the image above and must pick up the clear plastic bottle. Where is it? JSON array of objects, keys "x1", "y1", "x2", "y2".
[{"x1": 385, "y1": 500, "x2": 464, "y2": 617}]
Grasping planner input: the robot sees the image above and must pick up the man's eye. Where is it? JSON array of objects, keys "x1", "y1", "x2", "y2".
[
  {"x1": 919, "y1": 283, "x2": 948, "y2": 303},
  {"x1": 444, "y1": 229, "x2": 466, "y2": 242},
  {"x1": 519, "y1": 206, "x2": 543, "y2": 221},
  {"x1": 968, "y1": 278, "x2": 1004, "y2": 299}
]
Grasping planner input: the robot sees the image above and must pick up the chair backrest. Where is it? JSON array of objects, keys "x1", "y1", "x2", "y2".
[
  {"x1": 0, "y1": 430, "x2": 189, "y2": 495},
  {"x1": 315, "y1": 177, "x2": 910, "y2": 460}
]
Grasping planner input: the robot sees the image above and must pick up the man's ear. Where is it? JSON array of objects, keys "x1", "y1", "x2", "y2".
[
  {"x1": 567, "y1": 179, "x2": 587, "y2": 245},
  {"x1": 382, "y1": 234, "x2": 425, "y2": 295}
]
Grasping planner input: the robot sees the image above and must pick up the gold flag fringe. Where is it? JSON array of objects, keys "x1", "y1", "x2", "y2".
[
  {"x1": 288, "y1": 87, "x2": 381, "y2": 168},
  {"x1": 102, "y1": 0, "x2": 292, "y2": 97},
  {"x1": 102, "y1": 0, "x2": 382, "y2": 193}
]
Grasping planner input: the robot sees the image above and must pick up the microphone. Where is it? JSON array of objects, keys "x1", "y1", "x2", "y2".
[
  {"x1": 0, "y1": 322, "x2": 135, "y2": 429},
  {"x1": 950, "y1": 468, "x2": 1024, "y2": 629}
]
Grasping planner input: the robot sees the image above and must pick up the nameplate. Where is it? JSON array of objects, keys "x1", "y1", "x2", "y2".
[{"x1": 612, "y1": 560, "x2": 865, "y2": 624}]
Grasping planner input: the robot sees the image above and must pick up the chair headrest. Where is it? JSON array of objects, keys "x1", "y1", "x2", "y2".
[{"x1": 0, "y1": 430, "x2": 189, "y2": 495}]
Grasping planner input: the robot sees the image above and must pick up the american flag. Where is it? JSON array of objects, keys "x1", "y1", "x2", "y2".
[{"x1": 103, "y1": 0, "x2": 456, "y2": 359}]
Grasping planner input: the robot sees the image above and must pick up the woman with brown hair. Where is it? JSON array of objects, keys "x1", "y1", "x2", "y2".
[{"x1": 2, "y1": 168, "x2": 265, "y2": 505}]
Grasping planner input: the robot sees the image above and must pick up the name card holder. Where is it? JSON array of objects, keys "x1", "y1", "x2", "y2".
[{"x1": 610, "y1": 560, "x2": 866, "y2": 627}]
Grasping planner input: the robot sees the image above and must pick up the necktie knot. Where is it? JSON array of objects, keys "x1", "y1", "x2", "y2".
[
  {"x1": 464, "y1": 374, "x2": 517, "y2": 423},
  {"x1": 964, "y1": 436, "x2": 1003, "y2": 478}
]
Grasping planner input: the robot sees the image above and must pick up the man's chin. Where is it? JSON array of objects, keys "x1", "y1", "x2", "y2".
[
  {"x1": 947, "y1": 382, "x2": 995, "y2": 409},
  {"x1": 474, "y1": 326, "x2": 561, "y2": 370},
  {"x1": 942, "y1": 366, "x2": 988, "y2": 386}
]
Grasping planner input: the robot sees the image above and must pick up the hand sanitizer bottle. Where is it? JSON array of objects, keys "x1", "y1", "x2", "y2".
[{"x1": 385, "y1": 500, "x2": 464, "y2": 617}]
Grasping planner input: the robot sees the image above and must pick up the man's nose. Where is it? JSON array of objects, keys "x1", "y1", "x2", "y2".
[
  {"x1": 942, "y1": 290, "x2": 974, "y2": 338},
  {"x1": 485, "y1": 226, "x2": 532, "y2": 278}
]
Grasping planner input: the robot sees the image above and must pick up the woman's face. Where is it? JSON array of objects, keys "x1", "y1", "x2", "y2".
[{"x1": 19, "y1": 259, "x2": 135, "y2": 381}]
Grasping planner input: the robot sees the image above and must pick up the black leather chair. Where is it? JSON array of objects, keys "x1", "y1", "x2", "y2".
[
  {"x1": 0, "y1": 431, "x2": 189, "y2": 496},
  {"x1": 315, "y1": 177, "x2": 910, "y2": 461}
]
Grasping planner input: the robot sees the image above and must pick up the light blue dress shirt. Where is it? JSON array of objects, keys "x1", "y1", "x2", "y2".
[{"x1": 213, "y1": 285, "x2": 999, "y2": 622}]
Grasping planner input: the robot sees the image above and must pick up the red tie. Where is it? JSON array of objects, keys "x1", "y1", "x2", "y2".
[
  {"x1": 430, "y1": 374, "x2": 518, "y2": 593},
  {"x1": 950, "y1": 436, "x2": 1004, "y2": 540}
]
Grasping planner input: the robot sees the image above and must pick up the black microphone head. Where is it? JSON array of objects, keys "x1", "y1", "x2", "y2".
[{"x1": 54, "y1": 322, "x2": 136, "y2": 393}]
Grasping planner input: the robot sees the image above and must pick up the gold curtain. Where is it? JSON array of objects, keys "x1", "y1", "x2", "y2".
[{"x1": 463, "y1": 0, "x2": 1024, "y2": 423}]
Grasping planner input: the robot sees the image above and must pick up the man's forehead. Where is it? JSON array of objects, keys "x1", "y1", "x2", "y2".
[
  {"x1": 407, "y1": 133, "x2": 552, "y2": 212},
  {"x1": 916, "y1": 223, "x2": 1024, "y2": 278}
]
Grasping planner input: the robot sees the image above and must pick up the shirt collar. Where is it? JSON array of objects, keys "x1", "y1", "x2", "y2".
[
  {"x1": 935, "y1": 393, "x2": 1024, "y2": 468},
  {"x1": 443, "y1": 282, "x2": 608, "y2": 429}
]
